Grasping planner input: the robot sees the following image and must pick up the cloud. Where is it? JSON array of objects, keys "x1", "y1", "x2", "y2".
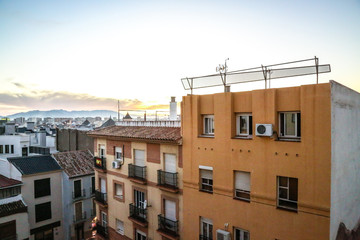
[
  {"x1": 12, "y1": 82, "x2": 26, "y2": 89},
  {"x1": 0, "y1": 90, "x2": 168, "y2": 115}
]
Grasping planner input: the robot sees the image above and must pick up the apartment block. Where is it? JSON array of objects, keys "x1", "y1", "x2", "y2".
[
  {"x1": 88, "y1": 125, "x2": 183, "y2": 240},
  {"x1": 181, "y1": 81, "x2": 360, "y2": 240}
]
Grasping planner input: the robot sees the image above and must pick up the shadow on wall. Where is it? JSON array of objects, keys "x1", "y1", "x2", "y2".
[{"x1": 336, "y1": 218, "x2": 360, "y2": 240}]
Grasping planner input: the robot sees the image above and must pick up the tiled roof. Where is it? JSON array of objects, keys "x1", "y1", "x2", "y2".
[
  {"x1": 8, "y1": 155, "x2": 62, "y2": 175},
  {"x1": 52, "y1": 150, "x2": 94, "y2": 178},
  {"x1": 88, "y1": 126, "x2": 182, "y2": 144},
  {"x1": 100, "y1": 118, "x2": 115, "y2": 128},
  {"x1": 0, "y1": 195, "x2": 27, "y2": 217},
  {"x1": 0, "y1": 175, "x2": 22, "y2": 189}
]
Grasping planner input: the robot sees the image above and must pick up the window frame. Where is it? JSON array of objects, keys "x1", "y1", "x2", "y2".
[
  {"x1": 203, "y1": 115, "x2": 214, "y2": 135},
  {"x1": 236, "y1": 113, "x2": 253, "y2": 137},
  {"x1": 277, "y1": 176, "x2": 298, "y2": 211},
  {"x1": 34, "y1": 178, "x2": 51, "y2": 198},
  {"x1": 234, "y1": 171, "x2": 251, "y2": 202},
  {"x1": 115, "y1": 147, "x2": 123, "y2": 160},
  {"x1": 200, "y1": 217, "x2": 213, "y2": 239},
  {"x1": 234, "y1": 227, "x2": 250, "y2": 240},
  {"x1": 199, "y1": 167, "x2": 213, "y2": 193},
  {"x1": 113, "y1": 180, "x2": 124, "y2": 202},
  {"x1": 35, "y1": 202, "x2": 52, "y2": 222},
  {"x1": 279, "y1": 112, "x2": 301, "y2": 139}
]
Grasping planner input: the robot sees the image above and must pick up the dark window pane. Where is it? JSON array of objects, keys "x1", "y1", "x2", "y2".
[
  {"x1": 35, "y1": 202, "x2": 52, "y2": 222},
  {"x1": 279, "y1": 177, "x2": 287, "y2": 187},
  {"x1": 34, "y1": 178, "x2": 51, "y2": 198},
  {"x1": 289, "y1": 178, "x2": 298, "y2": 201},
  {"x1": 0, "y1": 145, "x2": 3, "y2": 154},
  {"x1": 5, "y1": 145, "x2": 9, "y2": 154},
  {"x1": 279, "y1": 188, "x2": 288, "y2": 199},
  {"x1": 297, "y1": 113, "x2": 301, "y2": 137},
  {"x1": 249, "y1": 116, "x2": 253, "y2": 135}
]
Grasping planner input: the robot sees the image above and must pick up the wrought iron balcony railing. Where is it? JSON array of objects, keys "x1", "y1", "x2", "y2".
[
  {"x1": 72, "y1": 189, "x2": 86, "y2": 201},
  {"x1": 129, "y1": 203, "x2": 147, "y2": 222},
  {"x1": 157, "y1": 170, "x2": 178, "y2": 189},
  {"x1": 158, "y1": 214, "x2": 179, "y2": 236},
  {"x1": 95, "y1": 190, "x2": 107, "y2": 205},
  {"x1": 96, "y1": 222, "x2": 108, "y2": 238},
  {"x1": 94, "y1": 157, "x2": 106, "y2": 170},
  {"x1": 73, "y1": 211, "x2": 87, "y2": 223},
  {"x1": 128, "y1": 164, "x2": 146, "y2": 181}
]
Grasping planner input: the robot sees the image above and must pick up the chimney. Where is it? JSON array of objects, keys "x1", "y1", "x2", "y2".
[{"x1": 170, "y1": 97, "x2": 177, "y2": 120}]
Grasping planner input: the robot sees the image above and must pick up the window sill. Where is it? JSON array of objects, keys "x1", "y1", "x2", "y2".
[
  {"x1": 276, "y1": 206, "x2": 298, "y2": 213},
  {"x1": 233, "y1": 135, "x2": 253, "y2": 140},
  {"x1": 198, "y1": 134, "x2": 214, "y2": 138},
  {"x1": 114, "y1": 196, "x2": 124, "y2": 202},
  {"x1": 233, "y1": 197, "x2": 250, "y2": 203},
  {"x1": 199, "y1": 189, "x2": 213, "y2": 194},
  {"x1": 277, "y1": 138, "x2": 301, "y2": 142}
]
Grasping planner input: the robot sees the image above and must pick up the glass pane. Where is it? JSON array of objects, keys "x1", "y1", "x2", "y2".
[
  {"x1": 235, "y1": 229, "x2": 240, "y2": 240},
  {"x1": 279, "y1": 177, "x2": 287, "y2": 187},
  {"x1": 244, "y1": 231, "x2": 249, "y2": 240},
  {"x1": 285, "y1": 113, "x2": 296, "y2": 136},
  {"x1": 240, "y1": 116, "x2": 248, "y2": 134},
  {"x1": 289, "y1": 178, "x2": 298, "y2": 201},
  {"x1": 279, "y1": 188, "x2": 288, "y2": 199},
  {"x1": 209, "y1": 224, "x2": 213, "y2": 238}
]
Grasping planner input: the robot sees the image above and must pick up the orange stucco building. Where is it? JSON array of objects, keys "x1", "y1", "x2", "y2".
[{"x1": 181, "y1": 81, "x2": 360, "y2": 240}]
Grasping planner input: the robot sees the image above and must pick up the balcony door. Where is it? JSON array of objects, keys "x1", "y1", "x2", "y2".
[
  {"x1": 134, "y1": 189, "x2": 145, "y2": 208},
  {"x1": 100, "y1": 178, "x2": 106, "y2": 194},
  {"x1": 75, "y1": 201, "x2": 82, "y2": 222},
  {"x1": 101, "y1": 211, "x2": 107, "y2": 228},
  {"x1": 135, "y1": 229, "x2": 147, "y2": 240},
  {"x1": 134, "y1": 150, "x2": 145, "y2": 167},
  {"x1": 164, "y1": 154, "x2": 176, "y2": 186},
  {"x1": 201, "y1": 217, "x2": 213, "y2": 239},
  {"x1": 164, "y1": 199, "x2": 176, "y2": 221},
  {"x1": 74, "y1": 179, "x2": 82, "y2": 198}
]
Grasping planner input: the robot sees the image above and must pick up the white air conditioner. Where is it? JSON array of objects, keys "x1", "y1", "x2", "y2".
[
  {"x1": 216, "y1": 229, "x2": 231, "y2": 240},
  {"x1": 112, "y1": 160, "x2": 121, "y2": 169},
  {"x1": 255, "y1": 124, "x2": 273, "y2": 136}
]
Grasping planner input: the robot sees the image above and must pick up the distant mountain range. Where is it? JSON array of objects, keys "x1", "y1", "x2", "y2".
[{"x1": 7, "y1": 109, "x2": 119, "y2": 119}]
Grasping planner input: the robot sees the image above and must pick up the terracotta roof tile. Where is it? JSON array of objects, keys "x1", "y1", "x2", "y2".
[
  {"x1": 52, "y1": 150, "x2": 94, "y2": 178},
  {"x1": 0, "y1": 175, "x2": 22, "y2": 188},
  {"x1": 88, "y1": 126, "x2": 182, "y2": 144},
  {"x1": 0, "y1": 199, "x2": 27, "y2": 217}
]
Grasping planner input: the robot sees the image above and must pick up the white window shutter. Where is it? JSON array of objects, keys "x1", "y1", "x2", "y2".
[
  {"x1": 134, "y1": 149, "x2": 145, "y2": 166},
  {"x1": 235, "y1": 171, "x2": 250, "y2": 191},
  {"x1": 165, "y1": 199, "x2": 177, "y2": 221},
  {"x1": 201, "y1": 169, "x2": 213, "y2": 179},
  {"x1": 165, "y1": 154, "x2": 177, "y2": 173}
]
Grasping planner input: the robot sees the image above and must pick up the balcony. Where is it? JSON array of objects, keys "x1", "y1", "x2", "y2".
[
  {"x1": 129, "y1": 203, "x2": 147, "y2": 227},
  {"x1": 128, "y1": 164, "x2": 146, "y2": 184},
  {"x1": 96, "y1": 222, "x2": 108, "y2": 239},
  {"x1": 73, "y1": 211, "x2": 87, "y2": 223},
  {"x1": 199, "y1": 235, "x2": 212, "y2": 240},
  {"x1": 157, "y1": 214, "x2": 179, "y2": 239},
  {"x1": 95, "y1": 190, "x2": 107, "y2": 206},
  {"x1": 157, "y1": 170, "x2": 179, "y2": 193},
  {"x1": 72, "y1": 189, "x2": 86, "y2": 202},
  {"x1": 94, "y1": 157, "x2": 106, "y2": 171}
]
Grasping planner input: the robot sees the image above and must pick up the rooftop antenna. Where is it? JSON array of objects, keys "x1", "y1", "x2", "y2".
[{"x1": 216, "y1": 58, "x2": 230, "y2": 92}]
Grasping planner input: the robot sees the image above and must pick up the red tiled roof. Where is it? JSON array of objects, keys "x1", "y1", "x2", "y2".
[
  {"x1": 0, "y1": 175, "x2": 22, "y2": 189},
  {"x1": 0, "y1": 200, "x2": 27, "y2": 217},
  {"x1": 88, "y1": 126, "x2": 182, "y2": 144},
  {"x1": 52, "y1": 150, "x2": 94, "y2": 178}
]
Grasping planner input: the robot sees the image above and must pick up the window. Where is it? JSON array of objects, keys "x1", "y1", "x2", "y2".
[
  {"x1": 200, "y1": 217, "x2": 213, "y2": 239},
  {"x1": 234, "y1": 171, "x2": 251, "y2": 201},
  {"x1": 234, "y1": 227, "x2": 250, "y2": 240},
  {"x1": 34, "y1": 178, "x2": 51, "y2": 198},
  {"x1": 99, "y1": 145, "x2": 105, "y2": 158},
  {"x1": 116, "y1": 219, "x2": 124, "y2": 235},
  {"x1": 10, "y1": 145, "x2": 14, "y2": 154},
  {"x1": 277, "y1": 176, "x2": 298, "y2": 211},
  {"x1": 114, "y1": 183, "x2": 124, "y2": 200},
  {"x1": 115, "y1": 147, "x2": 123, "y2": 160},
  {"x1": 22, "y1": 147, "x2": 28, "y2": 156},
  {"x1": 203, "y1": 115, "x2": 214, "y2": 135},
  {"x1": 35, "y1": 202, "x2": 52, "y2": 222},
  {"x1": 101, "y1": 211, "x2": 107, "y2": 228},
  {"x1": 0, "y1": 186, "x2": 21, "y2": 199},
  {"x1": 135, "y1": 229, "x2": 147, "y2": 240},
  {"x1": 73, "y1": 179, "x2": 82, "y2": 198},
  {"x1": 34, "y1": 229, "x2": 53, "y2": 240},
  {"x1": 236, "y1": 114, "x2": 253, "y2": 137},
  {"x1": 91, "y1": 176, "x2": 95, "y2": 194},
  {"x1": 200, "y1": 167, "x2": 213, "y2": 193},
  {"x1": 279, "y1": 112, "x2": 301, "y2": 139},
  {"x1": 5, "y1": 145, "x2": 9, "y2": 154},
  {"x1": 134, "y1": 149, "x2": 145, "y2": 167},
  {"x1": 0, "y1": 145, "x2": 3, "y2": 154}
]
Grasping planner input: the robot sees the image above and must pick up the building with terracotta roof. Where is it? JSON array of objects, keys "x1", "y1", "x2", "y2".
[
  {"x1": 88, "y1": 126, "x2": 183, "y2": 240},
  {"x1": 0, "y1": 174, "x2": 29, "y2": 240},
  {"x1": 52, "y1": 150, "x2": 95, "y2": 240}
]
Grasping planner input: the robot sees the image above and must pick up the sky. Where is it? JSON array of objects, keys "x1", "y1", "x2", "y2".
[{"x1": 0, "y1": 0, "x2": 359, "y2": 116}]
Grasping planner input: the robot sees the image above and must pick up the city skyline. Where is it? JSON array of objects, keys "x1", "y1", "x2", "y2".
[{"x1": 1, "y1": 0, "x2": 359, "y2": 115}]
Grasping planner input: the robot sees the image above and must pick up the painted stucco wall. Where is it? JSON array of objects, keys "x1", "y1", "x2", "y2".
[
  {"x1": 0, "y1": 158, "x2": 22, "y2": 181},
  {"x1": 22, "y1": 171, "x2": 64, "y2": 240},
  {"x1": 0, "y1": 134, "x2": 30, "y2": 158},
  {"x1": 182, "y1": 83, "x2": 332, "y2": 239},
  {"x1": 330, "y1": 81, "x2": 360, "y2": 239},
  {"x1": 0, "y1": 211, "x2": 30, "y2": 239}
]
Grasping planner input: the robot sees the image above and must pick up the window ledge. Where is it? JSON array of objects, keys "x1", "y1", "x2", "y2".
[
  {"x1": 276, "y1": 206, "x2": 298, "y2": 213},
  {"x1": 199, "y1": 189, "x2": 213, "y2": 194},
  {"x1": 198, "y1": 134, "x2": 214, "y2": 138},
  {"x1": 233, "y1": 197, "x2": 251, "y2": 203},
  {"x1": 114, "y1": 196, "x2": 124, "y2": 202},
  {"x1": 277, "y1": 138, "x2": 301, "y2": 142},
  {"x1": 233, "y1": 136, "x2": 253, "y2": 140}
]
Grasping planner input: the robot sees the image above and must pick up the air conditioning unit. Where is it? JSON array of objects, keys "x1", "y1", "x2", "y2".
[
  {"x1": 112, "y1": 160, "x2": 121, "y2": 169},
  {"x1": 255, "y1": 124, "x2": 273, "y2": 136},
  {"x1": 216, "y1": 229, "x2": 231, "y2": 240}
]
